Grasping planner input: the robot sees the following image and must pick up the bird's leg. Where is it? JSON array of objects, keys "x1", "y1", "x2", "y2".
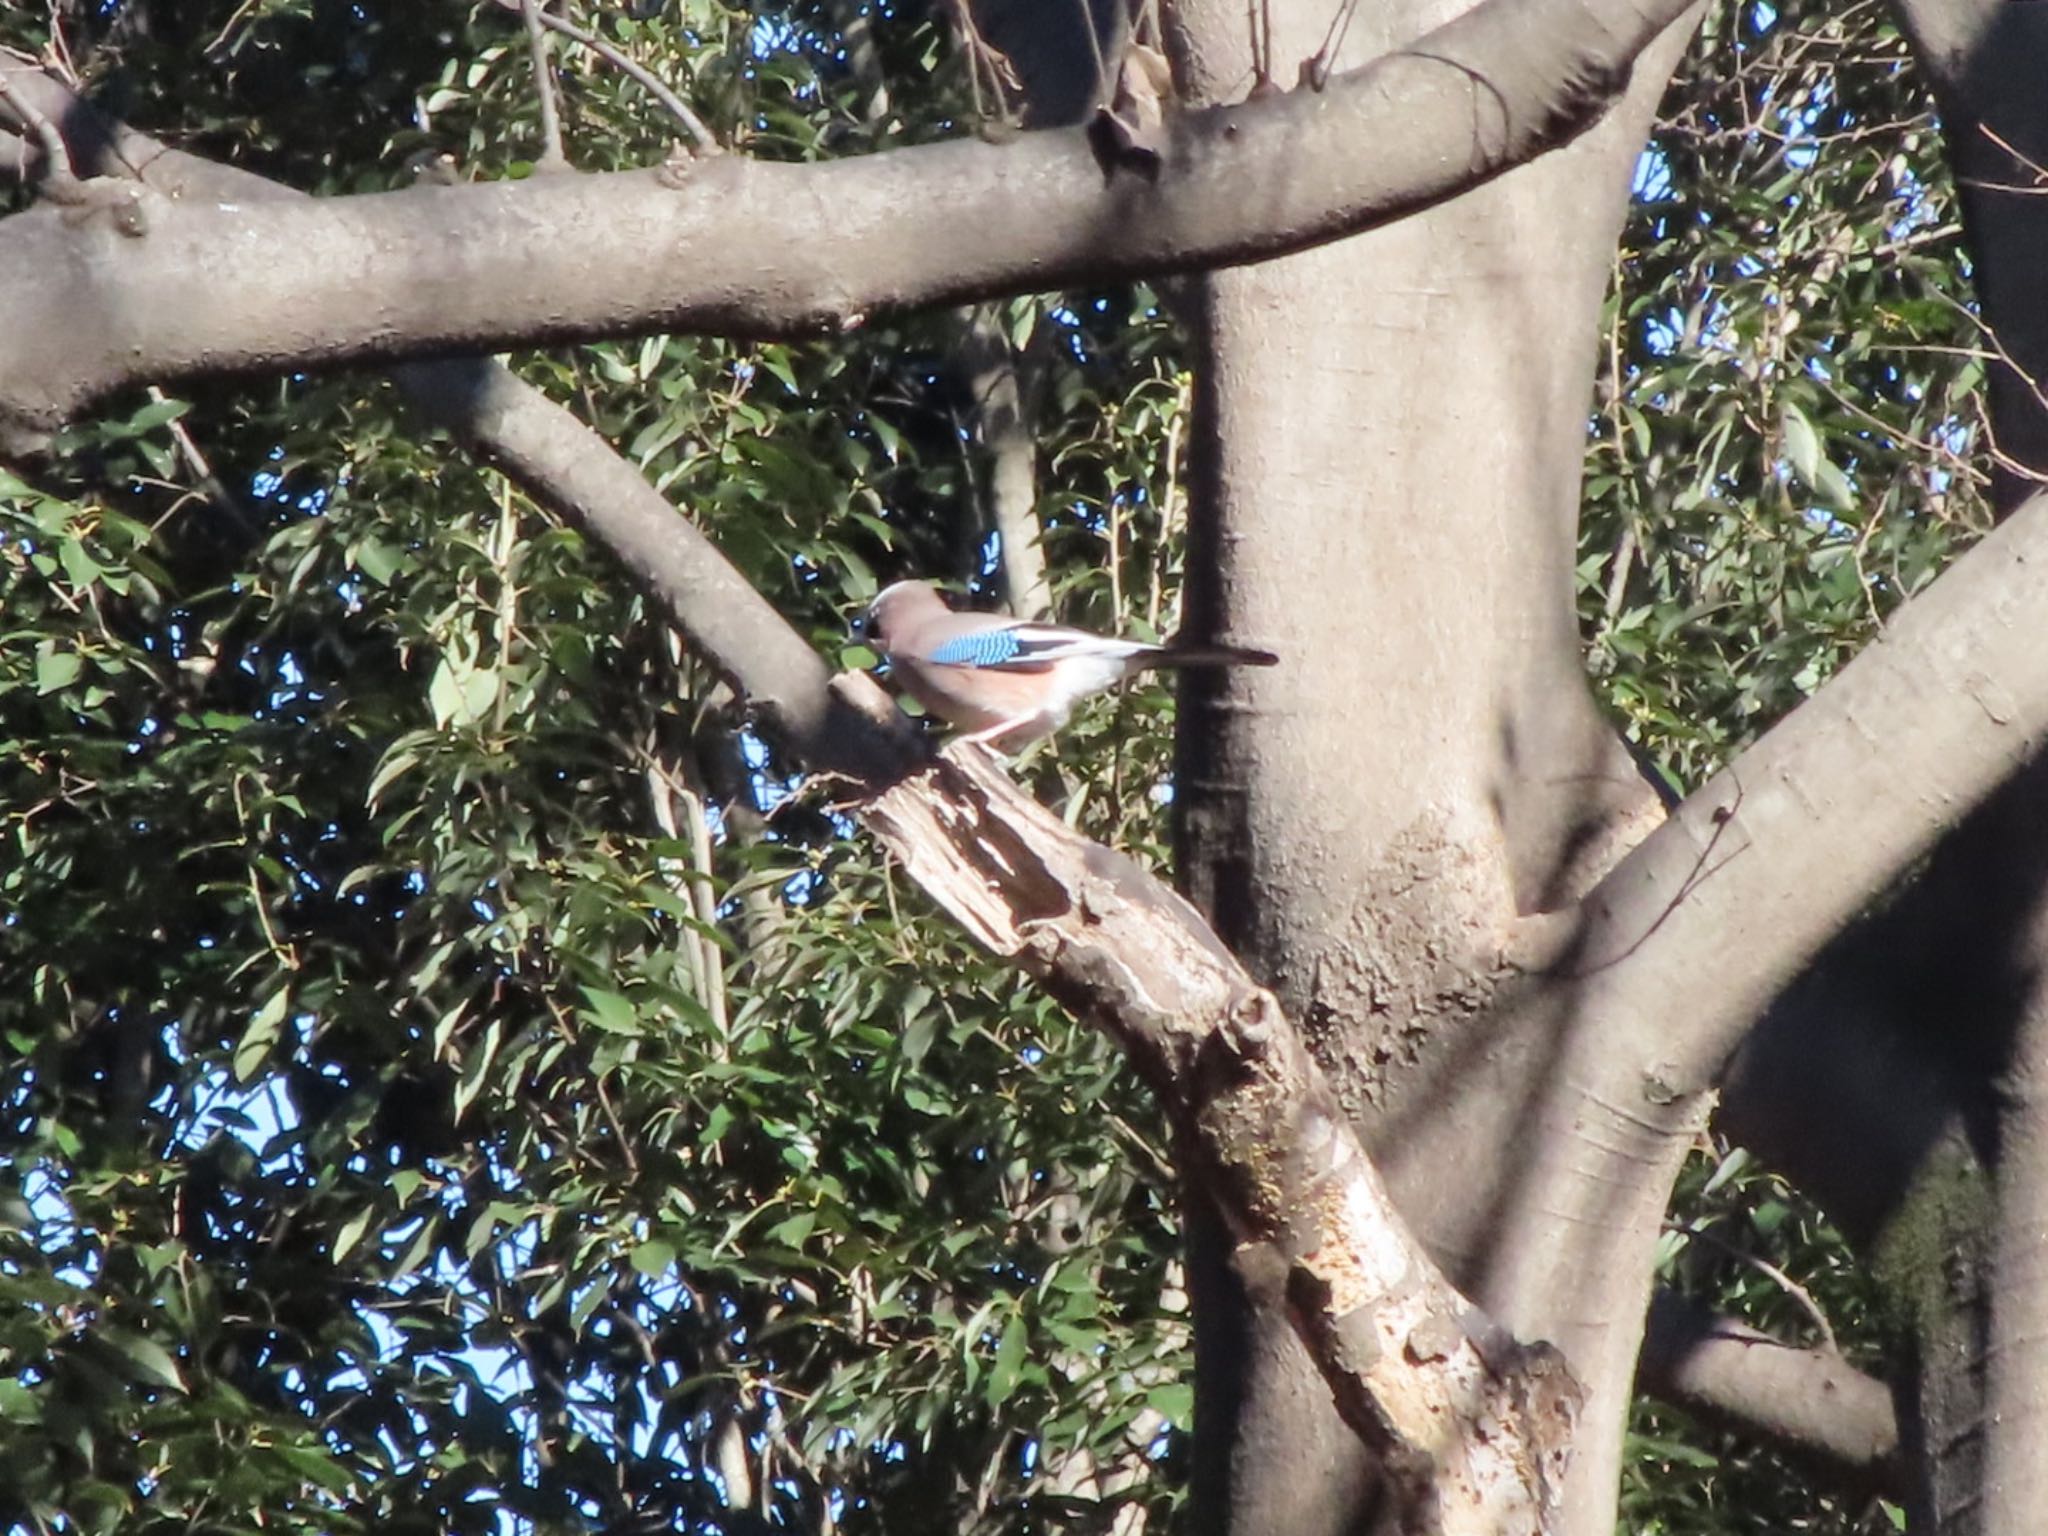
[{"x1": 953, "y1": 717, "x2": 1032, "y2": 752}]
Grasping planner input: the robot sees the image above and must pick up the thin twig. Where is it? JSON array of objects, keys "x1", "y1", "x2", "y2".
[
  {"x1": 42, "y1": 2, "x2": 79, "y2": 83},
  {"x1": 1306, "y1": 0, "x2": 1361, "y2": 90},
  {"x1": 0, "y1": 65, "x2": 81, "y2": 198},
  {"x1": 1070, "y1": 0, "x2": 1109, "y2": 106},
  {"x1": 203, "y1": 0, "x2": 263, "y2": 60},
  {"x1": 519, "y1": 0, "x2": 569, "y2": 170},
  {"x1": 1678, "y1": 1221, "x2": 1839, "y2": 1355},
  {"x1": 149, "y1": 386, "x2": 259, "y2": 537},
  {"x1": 1966, "y1": 122, "x2": 2048, "y2": 197},
  {"x1": 495, "y1": 0, "x2": 717, "y2": 153}
]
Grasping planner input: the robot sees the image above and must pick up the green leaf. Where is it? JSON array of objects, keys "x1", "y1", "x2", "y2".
[
  {"x1": 59, "y1": 539, "x2": 102, "y2": 589},
  {"x1": 234, "y1": 989, "x2": 290, "y2": 1083},
  {"x1": 580, "y1": 986, "x2": 639, "y2": 1035},
  {"x1": 107, "y1": 1332, "x2": 185, "y2": 1393},
  {"x1": 1147, "y1": 1380, "x2": 1193, "y2": 1425},
  {"x1": 899, "y1": 1007, "x2": 938, "y2": 1070},
  {"x1": 332, "y1": 1205, "x2": 375, "y2": 1264},
  {"x1": 631, "y1": 1239, "x2": 676, "y2": 1278},
  {"x1": 0, "y1": 1380, "x2": 39, "y2": 1422},
  {"x1": 453, "y1": 1019, "x2": 502, "y2": 1122},
  {"x1": 33, "y1": 642, "x2": 82, "y2": 695},
  {"x1": 352, "y1": 537, "x2": 404, "y2": 584},
  {"x1": 1781, "y1": 402, "x2": 1821, "y2": 486},
  {"x1": 273, "y1": 1443, "x2": 355, "y2": 1494},
  {"x1": 125, "y1": 396, "x2": 190, "y2": 434},
  {"x1": 987, "y1": 1310, "x2": 1028, "y2": 1408}
]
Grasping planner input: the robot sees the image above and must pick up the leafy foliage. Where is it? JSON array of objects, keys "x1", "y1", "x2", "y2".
[
  {"x1": 1584, "y1": 0, "x2": 1986, "y2": 793},
  {"x1": 0, "y1": 0, "x2": 1990, "y2": 1534}
]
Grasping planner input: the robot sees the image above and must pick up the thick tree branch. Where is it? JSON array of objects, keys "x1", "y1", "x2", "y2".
[
  {"x1": 1574, "y1": 490, "x2": 2048, "y2": 1091},
  {"x1": 1477, "y1": 494, "x2": 2048, "y2": 1488},
  {"x1": 863, "y1": 743, "x2": 1582, "y2": 1536},
  {"x1": 0, "y1": 0, "x2": 1688, "y2": 434},
  {"x1": 1637, "y1": 1291, "x2": 1901, "y2": 1496},
  {"x1": 0, "y1": 63, "x2": 914, "y2": 777},
  {"x1": 0, "y1": 86, "x2": 1584, "y2": 1514}
]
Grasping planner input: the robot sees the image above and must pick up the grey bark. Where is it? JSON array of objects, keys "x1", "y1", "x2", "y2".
[
  {"x1": 1873, "y1": 8, "x2": 2048, "y2": 1533},
  {"x1": 0, "y1": 0, "x2": 1690, "y2": 438},
  {"x1": 955, "y1": 305, "x2": 1051, "y2": 618},
  {"x1": 1637, "y1": 1292, "x2": 1901, "y2": 1495},
  {"x1": 1166, "y1": 0, "x2": 1692, "y2": 1528}
]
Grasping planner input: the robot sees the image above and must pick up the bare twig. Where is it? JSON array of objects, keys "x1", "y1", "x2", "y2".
[
  {"x1": 493, "y1": 0, "x2": 717, "y2": 154},
  {"x1": 520, "y1": 0, "x2": 570, "y2": 170},
  {"x1": 204, "y1": 0, "x2": 264, "y2": 60},
  {"x1": 0, "y1": 64, "x2": 80, "y2": 198},
  {"x1": 1674, "y1": 1221, "x2": 1839, "y2": 1354},
  {"x1": 1962, "y1": 122, "x2": 2048, "y2": 197},
  {"x1": 1305, "y1": 0, "x2": 1362, "y2": 89},
  {"x1": 146, "y1": 386, "x2": 258, "y2": 537}
]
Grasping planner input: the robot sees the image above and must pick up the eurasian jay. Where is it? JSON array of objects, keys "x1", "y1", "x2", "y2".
[{"x1": 863, "y1": 580, "x2": 1277, "y2": 751}]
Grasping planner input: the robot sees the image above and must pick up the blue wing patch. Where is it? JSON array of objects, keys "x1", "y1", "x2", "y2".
[{"x1": 928, "y1": 628, "x2": 1025, "y2": 667}]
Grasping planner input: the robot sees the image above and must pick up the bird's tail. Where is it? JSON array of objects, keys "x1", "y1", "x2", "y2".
[{"x1": 1145, "y1": 641, "x2": 1279, "y2": 669}]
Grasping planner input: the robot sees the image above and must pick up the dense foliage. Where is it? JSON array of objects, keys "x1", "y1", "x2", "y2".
[{"x1": 0, "y1": 1, "x2": 1991, "y2": 1533}]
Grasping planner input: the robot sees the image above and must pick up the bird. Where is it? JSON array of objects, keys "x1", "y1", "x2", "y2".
[{"x1": 862, "y1": 579, "x2": 1277, "y2": 751}]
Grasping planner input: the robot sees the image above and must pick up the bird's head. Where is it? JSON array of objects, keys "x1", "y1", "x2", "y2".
[{"x1": 862, "y1": 579, "x2": 952, "y2": 652}]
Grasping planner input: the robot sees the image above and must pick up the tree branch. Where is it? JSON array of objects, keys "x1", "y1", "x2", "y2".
[
  {"x1": 0, "y1": 63, "x2": 916, "y2": 778},
  {"x1": 490, "y1": 0, "x2": 719, "y2": 153},
  {"x1": 1473, "y1": 493, "x2": 2048, "y2": 1503},
  {"x1": 1575, "y1": 490, "x2": 2048, "y2": 1091},
  {"x1": 518, "y1": 0, "x2": 570, "y2": 172},
  {"x1": 863, "y1": 743, "x2": 1583, "y2": 1536},
  {"x1": 1636, "y1": 1291, "x2": 1901, "y2": 1495},
  {"x1": 0, "y1": 0, "x2": 1689, "y2": 433}
]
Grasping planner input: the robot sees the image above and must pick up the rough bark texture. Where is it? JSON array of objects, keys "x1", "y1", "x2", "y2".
[
  {"x1": 1868, "y1": 9, "x2": 2048, "y2": 1532},
  {"x1": 1987, "y1": 1002, "x2": 2048, "y2": 1535},
  {"x1": 1164, "y1": 1, "x2": 1692, "y2": 1529},
  {"x1": 861, "y1": 733, "x2": 1584, "y2": 1536}
]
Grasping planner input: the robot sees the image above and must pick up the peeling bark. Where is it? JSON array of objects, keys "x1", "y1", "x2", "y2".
[{"x1": 860, "y1": 729, "x2": 1583, "y2": 1536}]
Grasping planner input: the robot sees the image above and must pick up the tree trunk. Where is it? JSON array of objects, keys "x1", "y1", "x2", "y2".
[
  {"x1": 1167, "y1": 2, "x2": 1693, "y2": 1531},
  {"x1": 1874, "y1": 9, "x2": 2048, "y2": 1533}
]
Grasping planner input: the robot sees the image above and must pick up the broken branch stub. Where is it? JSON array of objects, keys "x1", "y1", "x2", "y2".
[{"x1": 860, "y1": 736, "x2": 1582, "y2": 1536}]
